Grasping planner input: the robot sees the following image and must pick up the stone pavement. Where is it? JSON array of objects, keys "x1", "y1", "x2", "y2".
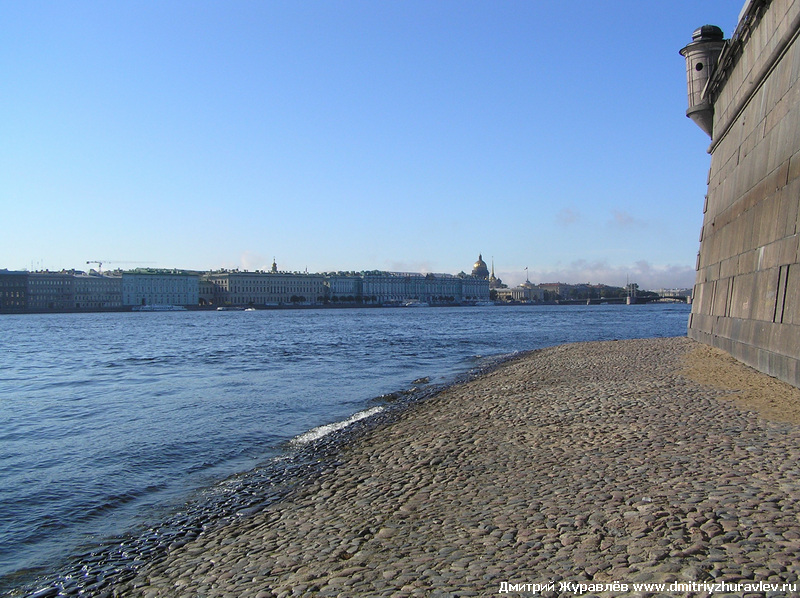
[{"x1": 113, "y1": 337, "x2": 800, "y2": 597}]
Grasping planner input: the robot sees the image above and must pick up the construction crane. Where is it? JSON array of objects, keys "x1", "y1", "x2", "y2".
[{"x1": 86, "y1": 260, "x2": 154, "y2": 273}]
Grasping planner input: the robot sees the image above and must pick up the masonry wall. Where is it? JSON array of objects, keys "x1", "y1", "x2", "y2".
[{"x1": 689, "y1": 0, "x2": 800, "y2": 387}]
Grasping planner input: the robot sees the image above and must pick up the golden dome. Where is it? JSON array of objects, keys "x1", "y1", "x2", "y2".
[{"x1": 472, "y1": 254, "x2": 489, "y2": 279}]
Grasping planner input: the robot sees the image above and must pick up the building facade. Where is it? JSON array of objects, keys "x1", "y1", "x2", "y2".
[
  {"x1": 459, "y1": 275, "x2": 491, "y2": 302},
  {"x1": 683, "y1": 0, "x2": 800, "y2": 386},
  {"x1": 359, "y1": 272, "x2": 489, "y2": 304},
  {"x1": 494, "y1": 282, "x2": 544, "y2": 303},
  {"x1": 0, "y1": 270, "x2": 28, "y2": 311},
  {"x1": 74, "y1": 273, "x2": 123, "y2": 309},
  {"x1": 27, "y1": 272, "x2": 75, "y2": 311},
  {"x1": 325, "y1": 274, "x2": 363, "y2": 302},
  {"x1": 204, "y1": 271, "x2": 326, "y2": 306},
  {"x1": 122, "y1": 272, "x2": 199, "y2": 307},
  {"x1": 537, "y1": 282, "x2": 569, "y2": 300}
]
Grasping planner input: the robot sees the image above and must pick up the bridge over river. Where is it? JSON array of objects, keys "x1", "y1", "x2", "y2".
[{"x1": 557, "y1": 294, "x2": 691, "y2": 306}]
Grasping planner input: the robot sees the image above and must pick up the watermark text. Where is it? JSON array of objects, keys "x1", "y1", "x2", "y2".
[{"x1": 498, "y1": 580, "x2": 798, "y2": 594}]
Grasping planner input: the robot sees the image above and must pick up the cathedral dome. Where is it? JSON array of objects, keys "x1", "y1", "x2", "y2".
[{"x1": 472, "y1": 254, "x2": 489, "y2": 279}]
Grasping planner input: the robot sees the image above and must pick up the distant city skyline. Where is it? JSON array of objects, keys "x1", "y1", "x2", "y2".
[
  {"x1": 2, "y1": 1, "x2": 740, "y2": 290},
  {"x1": 7, "y1": 255, "x2": 692, "y2": 293}
]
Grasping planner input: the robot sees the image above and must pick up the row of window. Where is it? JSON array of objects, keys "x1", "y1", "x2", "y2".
[
  {"x1": 28, "y1": 280, "x2": 70, "y2": 286},
  {"x1": 226, "y1": 286, "x2": 322, "y2": 294},
  {"x1": 124, "y1": 295, "x2": 193, "y2": 303}
]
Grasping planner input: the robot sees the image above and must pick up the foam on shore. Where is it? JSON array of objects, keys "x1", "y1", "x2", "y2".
[{"x1": 290, "y1": 406, "x2": 385, "y2": 446}]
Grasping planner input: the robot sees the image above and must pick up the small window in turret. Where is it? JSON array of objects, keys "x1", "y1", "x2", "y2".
[{"x1": 696, "y1": 62, "x2": 704, "y2": 71}]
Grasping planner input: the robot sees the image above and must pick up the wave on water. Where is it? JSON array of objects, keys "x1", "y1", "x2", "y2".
[
  {"x1": 1, "y1": 306, "x2": 693, "y2": 596},
  {"x1": 290, "y1": 406, "x2": 385, "y2": 446}
]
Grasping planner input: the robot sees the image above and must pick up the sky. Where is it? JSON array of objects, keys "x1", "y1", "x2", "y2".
[{"x1": 1, "y1": 1, "x2": 743, "y2": 289}]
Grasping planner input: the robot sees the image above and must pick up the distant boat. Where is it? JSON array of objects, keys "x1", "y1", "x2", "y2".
[
  {"x1": 216, "y1": 306, "x2": 245, "y2": 311},
  {"x1": 244, "y1": 307, "x2": 257, "y2": 311},
  {"x1": 132, "y1": 305, "x2": 187, "y2": 312},
  {"x1": 474, "y1": 301, "x2": 496, "y2": 307},
  {"x1": 402, "y1": 300, "x2": 429, "y2": 307}
]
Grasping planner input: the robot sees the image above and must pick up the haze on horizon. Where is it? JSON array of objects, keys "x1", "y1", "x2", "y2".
[{"x1": 1, "y1": 1, "x2": 741, "y2": 290}]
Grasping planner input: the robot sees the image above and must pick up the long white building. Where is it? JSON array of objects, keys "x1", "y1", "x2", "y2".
[
  {"x1": 361, "y1": 271, "x2": 489, "y2": 304},
  {"x1": 202, "y1": 270, "x2": 326, "y2": 306}
]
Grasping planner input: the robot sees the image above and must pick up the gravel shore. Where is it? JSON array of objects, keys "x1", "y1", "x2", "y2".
[{"x1": 112, "y1": 337, "x2": 800, "y2": 597}]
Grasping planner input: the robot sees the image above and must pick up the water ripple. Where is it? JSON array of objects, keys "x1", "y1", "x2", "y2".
[{"x1": 0, "y1": 305, "x2": 691, "y2": 594}]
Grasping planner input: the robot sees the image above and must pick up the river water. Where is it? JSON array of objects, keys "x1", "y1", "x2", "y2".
[{"x1": 0, "y1": 304, "x2": 690, "y2": 595}]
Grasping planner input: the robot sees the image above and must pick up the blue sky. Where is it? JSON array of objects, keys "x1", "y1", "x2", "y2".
[{"x1": 2, "y1": 1, "x2": 742, "y2": 289}]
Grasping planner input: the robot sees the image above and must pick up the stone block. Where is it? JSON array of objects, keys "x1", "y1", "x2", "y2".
[
  {"x1": 756, "y1": 192, "x2": 782, "y2": 246},
  {"x1": 729, "y1": 272, "x2": 756, "y2": 319},
  {"x1": 778, "y1": 180, "x2": 800, "y2": 237},
  {"x1": 737, "y1": 317, "x2": 766, "y2": 347},
  {"x1": 716, "y1": 314, "x2": 734, "y2": 339},
  {"x1": 783, "y1": 266, "x2": 800, "y2": 325},
  {"x1": 769, "y1": 321, "x2": 800, "y2": 355},
  {"x1": 761, "y1": 235, "x2": 799, "y2": 270},
  {"x1": 787, "y1": 355, "x2": 800, "y2": 387},
  {"x1": 766, "y1": 88, "x2": 792, "y2": 136},
  {"x1": 740, "y1": 210, "x2": 758, "y2": 251},
  {"x1": 774, "y1": 158, "x2": 791, "y2": 192},
  {"x1": 693, "y1": 282, "x2": 710, "y2": 313},
  {"x1": 713, "y1": 278, "x2": 731, "y2": 316},
  {"x1": 714, "y1": 334, "x2": 735, "y2": 356},
  {"x1": 774, "y1": 106, "x2": 799, "y2": 169},
  {"x1": 748, "y1": 126, "x2": 772, "y2": 176},
  {"x1": 688, "y1": 325, "x2": 710, "y2": 344},
  {"x1": 752, "y1": 268, "x2": 781, "y2": 321},
  {"x1": 758, "y1": 347, "x2": 776, "y2": 377},
  {"x1": 741, "y1": 209, "x2": 758, "y2": 255},
  {"x1": 738, "y1": 150, "x2": 760, "y2": 198},
  {"x1": 738, "y1": 248, "x2": 758, "y2": 274},
  {"x1": 740, "y1": 122, "x2": 762, "y2": 163},
  {"x1": 688, "y1": 312, "x2": 714, "y2": 335},
  {"x1": 786, "y1": 149, "x2": 800, "y2": 184},
  {"x1": 721, "y1": 224, "x2": 739, "y2": 258},
  {"x1": 720, "y1": 256, "x2": 739, "y2": 279},
  {"x1": 730, "y1": 338, "x2": 760, "y2": 370},
  {"x1": 757, "y1": 347, "x2": 797, "y2": 383},
  {"x1": 698, "y1": 261, "x2": 721, "y2": 283}
]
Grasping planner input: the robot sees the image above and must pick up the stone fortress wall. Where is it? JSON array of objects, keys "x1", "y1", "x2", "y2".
[{"x1": 687, "y1": 0, "x2": 800, "y2": 387}]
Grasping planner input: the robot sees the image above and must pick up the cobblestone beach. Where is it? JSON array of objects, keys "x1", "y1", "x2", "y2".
[{"x1": 113, "y1": 337, "x2": 800, "y2": 597}]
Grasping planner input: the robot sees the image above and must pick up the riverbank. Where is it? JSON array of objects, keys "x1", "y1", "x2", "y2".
[
  {"x1": 0, "y1": 300, "x2": 682, "y2": 316},
  {"x1": 111, "y1": 336, "x2": 800, "y2": 597}
]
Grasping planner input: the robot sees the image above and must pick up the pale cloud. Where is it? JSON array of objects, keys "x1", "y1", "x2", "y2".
[
  {"x1": 556, "y1": 207, "x2": 581, "y2": 226},
  {"x1": 240, "y1": 250, "x2": 271, "y2": 272},
  {"x1": 609, "y1": 209, "x2": 644, "y2": 229},
  {"x1": 385, "y1": 260, "x2": 436, "y2": 274},
  {"x1": 498, "y1": 259, "x2": 696, "y2": 291}
]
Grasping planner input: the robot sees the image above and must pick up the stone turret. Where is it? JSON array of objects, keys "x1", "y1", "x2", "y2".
[
  {"x1": 684, "y1": 0, "x2": 800, "y2": 388},
  {"x1": 679, "y1": 25, "x2": 726, "y2": 138}
]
